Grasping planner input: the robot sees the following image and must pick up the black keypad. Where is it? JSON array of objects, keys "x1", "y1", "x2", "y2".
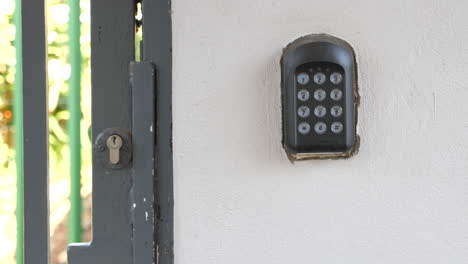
[{"x1": 294, "y1": 62, "x2": 346, "y2": 151}]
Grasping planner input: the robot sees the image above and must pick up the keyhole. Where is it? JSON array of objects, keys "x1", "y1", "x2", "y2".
[{"x1": 106, "y1": 135, "x2": 123, "y2": 164}]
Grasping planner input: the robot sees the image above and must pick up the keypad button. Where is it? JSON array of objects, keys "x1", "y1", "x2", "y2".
[
  {"x1": 297, "y1": 89, "x2": 310, "y2": 102},
  {"x1": 330, "y1": 105, "x2": 343, "y2": 117},
  {"x1": 330, "y1": 88, "x2": 343, "y2": 101},
  {"x1": 297, "y1": 106, "x2": 310, "y2": 118},
  {"x1": 313, "y1": 89, "x2": 326, "y2": 102},
  {"x1": 297, "y1": 72, "x2": 310, "y2": 85},
  {"x1": 314, "y1": 122, "x2": 327, "y2": 134},
  {"x1": 330, "y1": 72, "x2": 343, "y2": 84},
  {"x1": 314, "y1": 105, "x2": 327, "y2": 118},
  {"x1": 313, "y1": 72, "x2": 326, "y2": 85},
  {"x1": 298, "y1": 122, "x2": 311, "y2": 135},
  {"x1": 331, "y1": 122, "x2": 343, "y2": 134}
]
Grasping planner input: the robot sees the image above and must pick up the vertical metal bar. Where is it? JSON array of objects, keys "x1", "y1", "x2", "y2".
[
  {"x1": 67, "y1": 0, "x2": 135, "y2": 262},
  {"x1": 141, "y1": 0, "x2": 173, "y2": 263},
  {"x1": 130, "y1": 62, "x2": 155, "y2": 264},
  {"x1": 14, "y1": 0, "x2": 24, "y2": 263},
  {"x1": 68, "y1": 0, "x2": 82, "y2": 244},
  {"x1": 21, "y1": 0, "x2": 49, "y2": 262}
]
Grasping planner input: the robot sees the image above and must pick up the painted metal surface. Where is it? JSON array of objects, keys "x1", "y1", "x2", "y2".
[
  {"x1": 67, "y1": 0, "x2": 135, "y2": 262},
  {"x1": 130, "y1": 61, "x2": 156, "y2": 264},
  {"x1": 21, "y1": 0, "x2": 49, "y2": 262},
  {"x1": 68, "y1": 0, "x2": 83, "y2": 244},
  {"x1": 142, "y1": 0, "x2": 174, "y2": 263}
]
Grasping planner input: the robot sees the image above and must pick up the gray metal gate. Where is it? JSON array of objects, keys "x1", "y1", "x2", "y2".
[{"x1": 19, "y1": 0, "x2": 173, "y2": 263}]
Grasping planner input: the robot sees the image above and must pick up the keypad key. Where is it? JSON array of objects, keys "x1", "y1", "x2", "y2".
[
  {"x1": 297, "y1": 89, "x2": 310, "y2": 102},
  {"x1": 330, "y1": 105, "x2": 343, "y2": 117},
  {"x1": 314, "y1": 122, "x2": 327, "y2": 134},
  {"x1": 314, "y1": 105, "x2": 327, "y2": 118},
  {"x1": 330, "y1": 88, "x2": 343, "y2": 101},
  {"x1": 331, "y1": 122, "x2": 343, "y2": 134},
  {"x1": 298, "y1": 122, "x2": 311, "y2": 135},
  {"x1": 313, "y1": 72, "x2": 326, "y2": 85},
  {"x1": 313, "y1": 89, "x2": 326, "y2": 102},
  {"x1": 297, "y1": 106, "x2": 310, "y2": 118},
  {"x1": 296, "y1": 72, "x2": 310, "y2": 85},
  {"x1": 330, "y1": 72, "x2": 343, "y2": 84}
]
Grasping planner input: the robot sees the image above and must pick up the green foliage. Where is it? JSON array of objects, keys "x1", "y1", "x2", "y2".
[{"x1": 0, "y1": 0, "x2": 92, "y2": 170}]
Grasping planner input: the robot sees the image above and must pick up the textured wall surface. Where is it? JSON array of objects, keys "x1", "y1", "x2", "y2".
[{"x1": 172, "y1": 0, "x2": 468, "y2": 263}]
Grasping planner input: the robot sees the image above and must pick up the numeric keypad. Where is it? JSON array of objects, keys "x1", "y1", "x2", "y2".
[
  {"x1": 295, "y1": 64, "x2": 345, "y2": 137},
  {"x1": 281, "y1": 34, "x2": 358, "y2": 157}
]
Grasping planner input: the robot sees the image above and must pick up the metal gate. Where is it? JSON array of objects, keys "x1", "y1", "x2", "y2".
[{"x1": 18, "y1": 0, "x2": 173, "y2": 263}]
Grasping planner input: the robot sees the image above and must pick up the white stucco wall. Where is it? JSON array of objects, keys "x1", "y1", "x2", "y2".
[{"x1": 172, "y1": 0, "x2": 468, "y2": 263}]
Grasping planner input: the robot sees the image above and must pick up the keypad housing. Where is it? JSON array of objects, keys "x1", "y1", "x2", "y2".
[{"x1": 281, "y1": 34, "x2": 358, "y2": 159}]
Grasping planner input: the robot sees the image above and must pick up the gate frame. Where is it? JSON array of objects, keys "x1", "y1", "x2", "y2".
[{"x1": 20, "y1": 0, "x2": 174, "y2": 263}]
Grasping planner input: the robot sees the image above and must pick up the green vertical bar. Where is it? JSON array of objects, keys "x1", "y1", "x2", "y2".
[
  {"x1": 14, "y1": 0, "x2": 24, "y2": 262},
  {"x1": 68, "y1": 0, "x2": 82, "y2": 243}
]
